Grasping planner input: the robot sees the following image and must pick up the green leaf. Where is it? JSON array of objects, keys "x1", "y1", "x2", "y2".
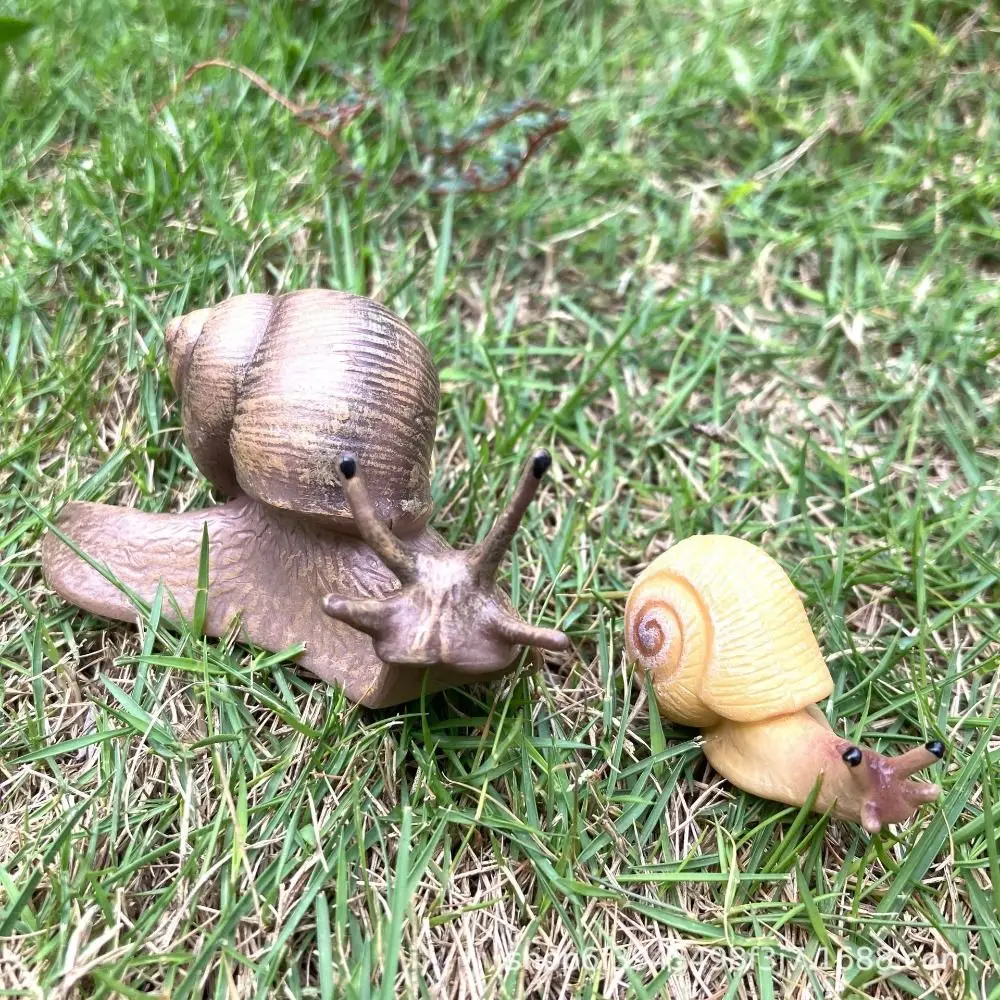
[
  {"x1": 796, "y1": 867, "x2": 832, "y2": 949},
  {"x1": 725, "y1": 46, "x2": 754, "y2": 93},
  {"x1": 908, "y1": 21, "x2": 940, "y2": 50},
  {"x1": 12, "y1": 728, "x2": 131, "y2": 764},
  {"x1": 192, "y1": 523, "x2": 210, "y2": 637},
  {"x1": 381, "y1": 805, "x2": 413, "y2": 1000},
  {"x1": 100, "y1": 674, "x2": 180, "y2": 755},
  {"x1": 644, "y1": 671, "x2": 666, "y2": 760},
  {"x1": 723, "y1": 180, "x2": 760, "y2": 207},
  {"x1": 0, "y1": 17, "x2": 34, "y2": 45}
]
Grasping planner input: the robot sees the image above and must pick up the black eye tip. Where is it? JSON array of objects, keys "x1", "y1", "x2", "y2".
[
  {"x1": 531, "y1": 450, "x2": 552, "y2": 479},
  {"x1": 842, "y1": 746, "x2": 863, "y2": 767},
  {"x1": 925, "y1": 740, "x2": 945, "y2": 759},
  {"x1": 339, "y1": 455, "x2": 357, "y2": 480}
]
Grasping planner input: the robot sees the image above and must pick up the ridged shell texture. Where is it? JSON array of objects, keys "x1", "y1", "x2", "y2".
[{"x1": 164, "y1": 290, "x2": 441, "y2": 531}]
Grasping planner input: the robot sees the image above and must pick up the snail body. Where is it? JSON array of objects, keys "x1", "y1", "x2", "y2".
[
  {"x1": 625, "y1": 535, "x2": 944, "y2": 833},
  {"x1": 42, "y1": 290, "x2": 568, "y2": 707}
]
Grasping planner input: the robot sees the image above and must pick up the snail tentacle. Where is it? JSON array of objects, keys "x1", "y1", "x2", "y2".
[
  {"x1": 491, "y1": 613, "x2": 570, "y2": 653},
  {"x1": 321, "y1": 453, "x2": 569, "y2": 671},
  {"x1": 321, "y1": 593, "x2": 398, "y2": 634},
  {"x1": 890, "y1": 741, "x2": 945, "y2": 777},
  {"x1": 469, "y1": 449, "x2": 552, "y2": 583},
  {"x1": 337, "y1": 454, "x2": 418, "y2": 584}
]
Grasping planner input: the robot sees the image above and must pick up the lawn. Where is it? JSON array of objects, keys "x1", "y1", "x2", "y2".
[{"x1": 2, "y1": 0, "x2": 999, "y2": 997}]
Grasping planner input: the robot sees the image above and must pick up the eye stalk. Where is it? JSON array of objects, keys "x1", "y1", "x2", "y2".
[
  {"x1": 322, "y1": 448, "x2": 569, "y2": 671},
  {"x1": 531, "y1": 451, "x2": 552, "y2": 479},
  {"x1": 842, "y1": 746, "x2": 863, "y2": 767}
]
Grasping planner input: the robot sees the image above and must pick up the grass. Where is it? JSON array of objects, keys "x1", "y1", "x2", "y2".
[{"x1": 1, "y1": 0, "x2": 999, "y2": 996}]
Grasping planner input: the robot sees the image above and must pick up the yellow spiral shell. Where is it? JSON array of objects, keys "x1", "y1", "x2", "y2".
[{"x1": 625, "y1": 535, "x2": 834, "y2": 726}]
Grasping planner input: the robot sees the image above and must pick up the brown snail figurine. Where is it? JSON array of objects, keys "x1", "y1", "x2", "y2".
[
  {"x1": 625, "y1": 535, "x2": 945, "y2": 833},
  {"x1": 41, "y1": 289, "x2": 569, "y2": 707}
]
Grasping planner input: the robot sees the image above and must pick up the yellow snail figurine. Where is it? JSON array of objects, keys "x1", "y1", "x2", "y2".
[{"x1": 624, "y1": 535, "x2": 945, "y2": 833}]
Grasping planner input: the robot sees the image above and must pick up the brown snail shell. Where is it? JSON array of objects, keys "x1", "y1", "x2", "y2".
[{"x1": 165, "y1": 289, "x2": 439, "y2": 533}]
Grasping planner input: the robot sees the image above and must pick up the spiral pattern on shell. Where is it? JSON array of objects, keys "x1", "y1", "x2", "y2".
[
  {"x1": 624, "y1": 569, "x2": 720, "y2": 727},
  {"x1": 166, "y1": 293, "x2": 275, "y2": 498},
  {"x1": 163, "y1": 290, "x2": 441, "y2": 532},
  {"x1": 629, "y1": 599, "x2": 682, "y2": 672}
]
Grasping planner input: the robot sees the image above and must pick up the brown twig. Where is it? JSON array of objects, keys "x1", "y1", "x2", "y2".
[
  {"x1": 415, "y1": 113, "x2": 568, "y2": 195},
  {"x1": 151, "y1": 60, "x2": 297, "y2": 120},
  {"x1": 149, "y1": 60, "x2": 569, "y2": 196},
  {"x1": 150, "y1": 59, "x2": 352, "y2": 159},
  {"x1": 419, "y1": 99, "x2": 556, "y2": 159},
  {"x1": 383, "y1": 0, "x2": 410, "y2": 55}
]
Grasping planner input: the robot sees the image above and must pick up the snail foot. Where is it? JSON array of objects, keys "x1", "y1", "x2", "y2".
[{"x1": 40, "y1": 497, "x2": 490, "y2": 707}]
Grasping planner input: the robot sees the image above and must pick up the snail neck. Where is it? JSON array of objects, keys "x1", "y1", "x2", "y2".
[
  {"x1": 701, "y1": 707, "x2": 850, "y2": 817},
  {"x1": 253, "y1": 494, "x2": 436, "y2": 542},
  {"x1": 700, "y1": 706, "x2": 941, "y2": 832}
]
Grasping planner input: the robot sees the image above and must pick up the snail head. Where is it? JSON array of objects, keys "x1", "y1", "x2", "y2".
[
  {"x1": 838, "y1": 739, "x2": 945, "y2": 834},
  {"x1": 322, "y1": 450, "x2": 569, "y2": 673}
]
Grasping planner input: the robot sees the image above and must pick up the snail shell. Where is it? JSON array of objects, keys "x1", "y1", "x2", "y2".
[
  {"x1": 624, "y1": 535, "x2": 833, "y2": 726},
  {"x1": 164, "y1": 289, "x2": 440, "y2": 533}
]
